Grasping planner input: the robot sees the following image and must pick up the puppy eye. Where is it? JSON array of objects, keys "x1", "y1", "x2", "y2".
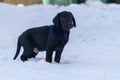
[{"x1": 62, "y1": 18, "x2": 66, "y2": 20}]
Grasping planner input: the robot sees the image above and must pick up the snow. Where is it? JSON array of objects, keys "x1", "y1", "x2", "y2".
[{"x1": 1, "y1": 1, "x2": 120, "y2": 80}]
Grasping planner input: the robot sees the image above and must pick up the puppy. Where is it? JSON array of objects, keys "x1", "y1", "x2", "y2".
[{"x1": 13, "y1": 11, "x2": 76, "y2": 63}]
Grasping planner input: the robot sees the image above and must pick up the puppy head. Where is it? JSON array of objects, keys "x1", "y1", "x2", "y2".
[{"x1": 53, "y1": 11, "x2": 76, "y2": 31}]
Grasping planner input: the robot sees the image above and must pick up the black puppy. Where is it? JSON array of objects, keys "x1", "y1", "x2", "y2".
[{"x1": 13, "y1": 11, "x2": 76, "y2": 63}]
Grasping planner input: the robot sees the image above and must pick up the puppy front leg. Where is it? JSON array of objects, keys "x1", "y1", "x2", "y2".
[
  {"x1": 46, "y1": 48, "x2": 54, "y2": 63},
  {"x1": 54, "y1": 47, "x2": 64, "y2": 63}
]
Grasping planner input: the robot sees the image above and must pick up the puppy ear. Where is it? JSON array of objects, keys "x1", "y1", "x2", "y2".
[
  {"x1": 53, "y1": 13, "x2": 60, "y2": 26},
  {"x1": 69, "y1": 12, "x2": 76, "y2": 27},
  {"x1": 72, "y1": 14, "x2": 76, "y2": 27}
]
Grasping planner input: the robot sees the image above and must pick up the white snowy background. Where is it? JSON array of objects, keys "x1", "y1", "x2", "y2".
[{"x1": 0, "y1": 1, "x2": 120, "y2": 80}]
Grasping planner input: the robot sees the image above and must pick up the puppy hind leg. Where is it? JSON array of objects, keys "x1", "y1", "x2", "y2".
[
  {"x1": 20, "y1": 46, "x2": 33, "y2": 61},
  {"x1": 20, "y1": 47, "x2": 30, "y2": 62},
  {"x1": 21, "y1": 54, "x2": 28, "y2": 62}
]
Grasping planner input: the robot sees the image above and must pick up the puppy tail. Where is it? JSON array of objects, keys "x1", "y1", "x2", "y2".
[{"x1": 13, "y1": 39, "x2": 21, "y2": 60}]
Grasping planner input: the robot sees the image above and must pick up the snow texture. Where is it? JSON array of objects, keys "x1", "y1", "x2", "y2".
[{"x1": 0, "y1": 1, "x2": 120, "y2": 80}]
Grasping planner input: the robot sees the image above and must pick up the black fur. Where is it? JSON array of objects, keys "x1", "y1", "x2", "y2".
[{"x1": 13, "y1": 11, "x2": 76, "y2": 63}]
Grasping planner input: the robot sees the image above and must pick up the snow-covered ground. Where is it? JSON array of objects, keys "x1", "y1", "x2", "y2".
[{"x1": 1, "y1": 1, "x2": 120, "y2": 80}]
